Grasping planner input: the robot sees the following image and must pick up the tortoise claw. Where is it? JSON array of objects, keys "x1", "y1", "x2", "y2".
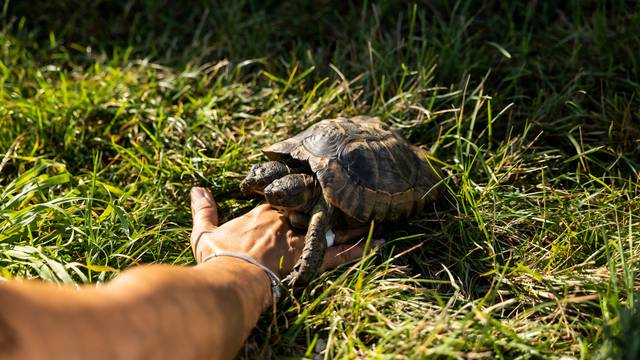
[{"x1": 284, "y1": 202, "x2": 330, "y2": 287}]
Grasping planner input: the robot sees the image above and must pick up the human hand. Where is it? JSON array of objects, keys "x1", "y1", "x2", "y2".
[{"x1": 190, "y1": 187, "x2": 380, "y2": 277}]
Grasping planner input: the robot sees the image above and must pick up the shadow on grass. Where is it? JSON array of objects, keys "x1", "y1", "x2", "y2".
[{"x1": 599, "y1": 296, "x2": 640, "y2": 360}]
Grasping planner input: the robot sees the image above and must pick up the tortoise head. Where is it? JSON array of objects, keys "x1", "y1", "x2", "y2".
[
  {"x1": 264, "y1": 174, "x2": 319, "y2": 212},
  {"x1": 240, "y1": 161, "x2": 290, "y2": 195}
]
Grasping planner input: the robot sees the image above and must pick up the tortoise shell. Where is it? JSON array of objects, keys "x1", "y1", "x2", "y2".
[{"x1": 263, "y1": 116, "x2": 441, "y2": 223}]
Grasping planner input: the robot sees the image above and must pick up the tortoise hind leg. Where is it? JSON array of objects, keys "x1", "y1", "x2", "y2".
[{"x1": 284, "y1": 200, "x2": 332, "y2": 287}]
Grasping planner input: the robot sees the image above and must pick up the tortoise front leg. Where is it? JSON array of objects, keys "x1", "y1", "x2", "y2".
[
  {"x1": 284, "y1": 199, "x2": 332, "y2": 287},
  {"x1": 239, "y1": 161, "x2": 290, "y2": 195}
]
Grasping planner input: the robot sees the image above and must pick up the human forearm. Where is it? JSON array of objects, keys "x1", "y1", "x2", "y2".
[
  {"x1": 0, "y1": 187, "x2": 370, "y2": 360},
  {"x1": 105, "y1": 257, "x2": 272, "y2": 359},
  {"x1": 0, "y1": 258, "x2": 271, "y2": 360}
]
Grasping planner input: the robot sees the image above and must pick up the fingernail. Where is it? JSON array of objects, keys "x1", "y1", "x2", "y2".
[
  {"x1": 201, "y1": 189, "x2": 214, "y2": 202},
  {"x1": 191, "y1": 187, "x2": 206, "y2": 206},
  {"x1": 326, "y1": 229, "x2": 335, "y2": 247},
  {"x1": 192, "y1": 187, "x2": 214, "y2": 199}
]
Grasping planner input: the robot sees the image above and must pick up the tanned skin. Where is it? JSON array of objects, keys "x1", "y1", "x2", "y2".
[{"x1": 0, "y1": 187, "x2": 374, "y2": 360}]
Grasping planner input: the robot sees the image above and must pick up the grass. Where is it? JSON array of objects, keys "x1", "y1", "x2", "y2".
[{"x1": 1, "y1": 0, "x2": 639, "y2": 358}]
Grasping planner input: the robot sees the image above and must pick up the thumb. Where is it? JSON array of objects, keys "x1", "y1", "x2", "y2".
[{"x1": 190, "y1": 187, "x2": 219, "y2": 239}]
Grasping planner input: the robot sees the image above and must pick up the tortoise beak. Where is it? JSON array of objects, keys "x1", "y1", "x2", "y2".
[{"x1": 263, "y1": 184, "x2": 286, "y2": 207}]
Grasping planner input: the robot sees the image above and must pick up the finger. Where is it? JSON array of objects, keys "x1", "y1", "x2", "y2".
[
  {"x1": 190, "y1": 187, "x2": 219, "y2": 235},
  {"x1": 334, "y1": 226, "x2": 370, "y2": 244},
  {"x1": 320, "y1": 239, "x2": 384, "y2": 271}
]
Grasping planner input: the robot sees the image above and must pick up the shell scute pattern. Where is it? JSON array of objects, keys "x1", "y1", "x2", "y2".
[{"x1": 263, "y1": 116, "x2": 441, "y2": 224}]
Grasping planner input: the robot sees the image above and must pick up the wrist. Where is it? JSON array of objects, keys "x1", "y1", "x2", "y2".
[{"x1": 199, "y1": 256, "x2": 274, "y2": 308}]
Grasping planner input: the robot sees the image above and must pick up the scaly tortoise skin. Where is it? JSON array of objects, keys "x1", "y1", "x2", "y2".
[{"x1": 240, "y1": 116, "x2": 442, "y2": 286}]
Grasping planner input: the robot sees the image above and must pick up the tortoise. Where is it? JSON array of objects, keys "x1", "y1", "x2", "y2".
[{"x1": 240, "y1": 116, "x2": 442, "y2": 286}]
